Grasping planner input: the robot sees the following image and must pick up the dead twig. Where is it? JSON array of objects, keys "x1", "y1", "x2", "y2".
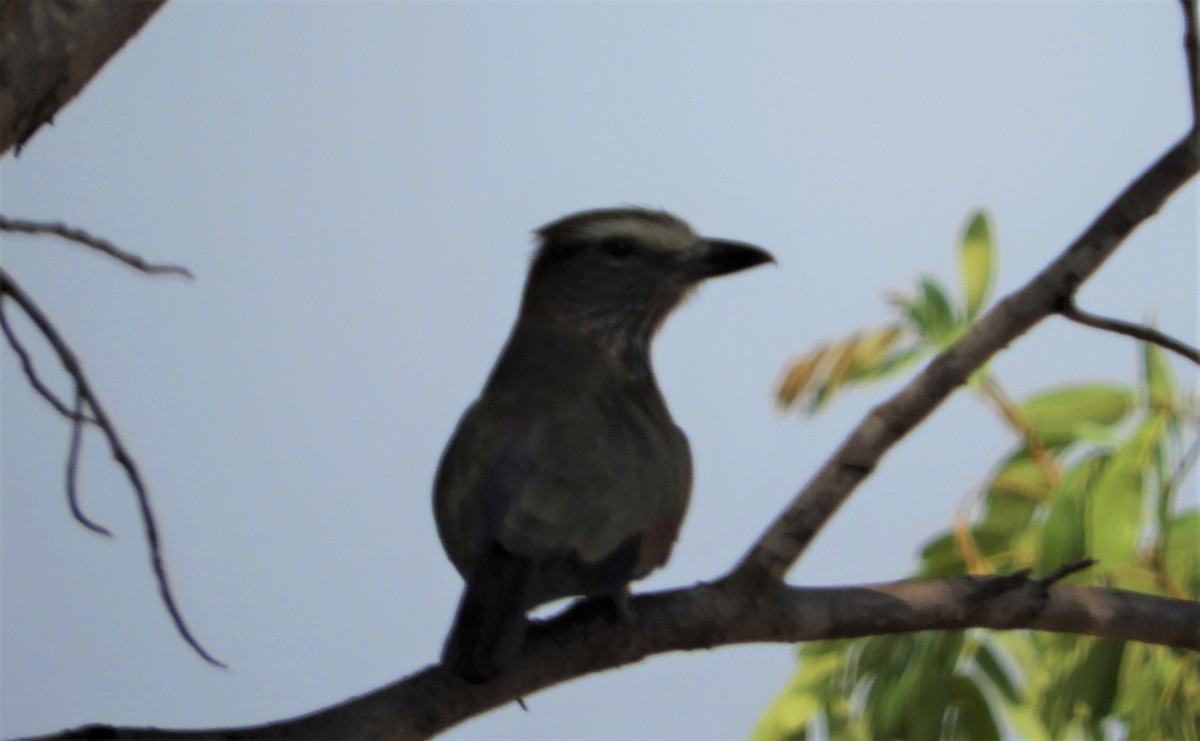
[
  {"x1": 0, "y1": 216, "x2": 194, "y2": 278},
  {"x1": 0, "y1": 268, "x2": 223, "y2": 667}
]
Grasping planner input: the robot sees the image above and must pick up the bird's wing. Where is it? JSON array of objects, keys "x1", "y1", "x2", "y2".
[
  {"x1": 433, "y1": 325, "x2": 691, "y2": 581},
  {"x1": 496, "y1": 378, "x2": 688, "y2": 567}
]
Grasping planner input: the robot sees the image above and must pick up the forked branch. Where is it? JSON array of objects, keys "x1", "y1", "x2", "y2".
[{"x1": 0, "y1": 249, "x2": 220, "y2": 667}]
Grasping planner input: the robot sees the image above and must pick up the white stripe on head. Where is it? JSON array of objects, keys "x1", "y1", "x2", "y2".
[
  {"x1": 575, "y1": 212, "x2": 698, "y2": 253},
  {"x1": 538, "y1": 207, "x2": 700, "y2": 253}
]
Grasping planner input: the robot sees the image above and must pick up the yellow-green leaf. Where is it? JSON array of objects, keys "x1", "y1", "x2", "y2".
[
  {"x1": 1141, "y1": 339, "x2": 1175, "y2": 408},
  {"x1": 1164, "y1": 510, "x2": 1200, "y2": 596},
  {"x1": 1038, "y1": 493, "x2": 1084, "y2": 575},
  {"x1": 1086, "y1": 415, "x2": 1162, "y2": 568},
  {"x1": 958, "y1": 210, "x2": 995, "y2": 321},
  {"x1": 1018, "y1": 384, "x2": 1135, "y2": 448},
  {"x1": 849, "y1": 325, "x2": 903, "y2": 377},
  {"x1": 917, "y1": 276, "x2": 958, "y2": 341},
  {"x1": 777, "y1": 346, "x2": 828, "y2": 408}
]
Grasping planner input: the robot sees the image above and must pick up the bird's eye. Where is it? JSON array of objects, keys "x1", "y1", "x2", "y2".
[{"x1": 598, "y1": 235, "x2": 637, "y2": 260}]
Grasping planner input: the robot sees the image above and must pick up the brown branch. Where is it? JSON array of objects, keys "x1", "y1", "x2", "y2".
[
  {"x1": 0, "y1": 216, "x2": 193, "y2": 278},
  {"x1": 0, "y1": 268, "x2": 223, "y2": 667},
  {"x1": 0, "y1": 299, "x2": 109, "y2": 534},
  {"x1": 0, "y1": 0, "x2": 166, "y2": 155},
  {"x1": 0, "y1": 298, "x2": 88, "y2": 420},
  {"x1": 9, "y1": 6, "x2": 1200, "y2": 739},
  {"x1": 66, "y1": 388, "x2": 113, "y2": 537},
  {"x1": 732, "y1": 130, "x2": 1200, "y2": 585},
  {"x1": 22, "y1": 574, "x2": 1198, "y2": 741},
  {"x1": 1037, "y1": 557, "x2": 1097, "y2": 586},
  {"x1": 1182, "y1": 0, "x2": 1199, "y2": 124},
  {"x1": 1058, "y1": 299, "x2": 1199, "y2": 365}
]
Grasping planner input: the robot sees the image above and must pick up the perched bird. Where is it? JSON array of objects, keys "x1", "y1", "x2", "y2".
[{"x1": 434, "y1": 207, "x2": 773, "y2": 682}]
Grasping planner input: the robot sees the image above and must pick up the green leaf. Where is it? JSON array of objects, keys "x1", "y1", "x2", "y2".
[
  {"x1": 974, "y1": 639, "x2": 1021, "y2": 704},
  {"x1": 1018, "y1": 384, "x2": 1136, "y2": 448},
  {"x1": 1086, "y1": 415, "x2": 1163, "y2": 570},
  {"x1": 970, "y1": 524, "x2": 1020, "y2": 562},
  {"x1": 1085, "y1": 457, "x2": 1143, "y2": 570},
  {"x1": 1071, "y1": 639, "x2": 1126, "y2": 720},
  {"x1": 1039, "y1": 637, "x2": 1125, "y2": 735},
  {"x1": 989, "y1": 449, "x2": 1053, "y2": 499},
  {"x1": 1003, "y1": 703, "x2": 1052, "y2": 741},
  {"x1": 949, "y1": 674, "x2": 1002, "y2": 740},
  {"x1": 1038, "y1": 489, "x2": 1084, "y2": 575},
  {"x1": 918, "y1": 531, "x2": 968, "y2": 576},
  {"x1": 958, "y1": 211, "x2": 995, "y2": 321},
  {"x1": 979, "y1": 449, "x2": 1053, "y2": 539},
  {"x1": 918, "y1": 275, "x2": 959, "y2": 342},
  {"x1": 862, "y1": 343, "x2": 927, "y2": 380},
  {"x1": 1164, "y1": 509, "x2": 1200, "y2": 596},
  {"x1": 753, "y1": 649, "x2": 852, "y2": 740},
  {"x1": 1142, "y1": 339, "x2": 1175, "y2": 408}
]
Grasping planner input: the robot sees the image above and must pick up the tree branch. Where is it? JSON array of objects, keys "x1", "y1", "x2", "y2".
[
  {"x1": 66, "y1": 387, "x2": 113, "y2": 537},
  {"x1": 730, "y1": 2, "x2": 1200, "y2": 585},
  {"x1": 732, "y1": 130, "x2": 1199, "y2": 584},
  {"x1": 0, "y1": 0, "x2": 166, "y2": 155},
  {"x1": 8, "y1": 5, "x2": 1198, "y2": 740},
  {"x1": 0, "y1": 268, "x2": 223, "y2": 667},
  {"x1": 0, "y1": 297, "x2": 88, "y2": 421},
  {"x1": 1058, "y1": 299, "x2": 1199, "y2": 365},
  {"x1": 0, "y1": 216, "x2": 193, "y2": 278},
  {"x1": 1181, "y1": 0, "x2": 1199, "y2": 123},
  {"x1": 24, "y1": 575, "x2": 1198, "y2": 741}
]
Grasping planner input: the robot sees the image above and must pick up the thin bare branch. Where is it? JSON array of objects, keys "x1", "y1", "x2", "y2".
[
  {"x1": 67, "y1": 387, "x2": 113, "y2": 537},
  {"x1": 0, "y1": 295, "x2": 108, "y2": 534},
  {"x1": 0, "y1": 268, "x2": 224, "y2": 667},
  {"x1": 0, "y1": 215, "x2": 194, "y2": 278},
  {"x1": 0, "y1": 299, "x2": 88, "y2": 420},
  {"x1": 1181, "y1": 0, "x2": 1199, "y2": 124},
  {"x1": 1059, "y1": 299, "x2": 1199, "y2": 365}
]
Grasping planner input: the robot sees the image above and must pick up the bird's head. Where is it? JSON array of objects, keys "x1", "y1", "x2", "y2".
[{"x1": 519, "y1": 207, "x2": 774, "y2": 371}]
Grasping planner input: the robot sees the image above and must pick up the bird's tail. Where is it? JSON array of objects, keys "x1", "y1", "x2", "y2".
[{"x1": 442, "y1": 541, "x2": 536, "y2": 683}]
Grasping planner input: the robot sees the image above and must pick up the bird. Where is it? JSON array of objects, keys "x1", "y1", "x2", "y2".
[{"x1": 433, "y1": 206, "x2": 773, "y2": 682}]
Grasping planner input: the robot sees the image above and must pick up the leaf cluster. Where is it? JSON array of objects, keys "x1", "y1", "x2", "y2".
[
  {"x1": 759, "y1": 212, "x2": 1198, "y2": 740},
  {"x1": 776, "y1": 212, "x2": 994, "y2": 414}
]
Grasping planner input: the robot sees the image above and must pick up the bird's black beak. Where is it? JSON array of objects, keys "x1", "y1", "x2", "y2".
[{"x1": 689, "y1": 238, "x2": 776, "y2": 279}]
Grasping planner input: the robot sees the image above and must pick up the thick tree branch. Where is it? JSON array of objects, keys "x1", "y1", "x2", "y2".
[
  {"x1": 0, "y1": 0, "x2": 166, "y2": 155},
  {"x1": 25, "y1": 576, "x2": 1198, "y2": 741}
]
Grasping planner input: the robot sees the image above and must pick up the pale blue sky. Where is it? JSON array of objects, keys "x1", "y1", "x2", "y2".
[{"x1": 1, "y1": 2, "x2": 1195, "y2": 739}]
